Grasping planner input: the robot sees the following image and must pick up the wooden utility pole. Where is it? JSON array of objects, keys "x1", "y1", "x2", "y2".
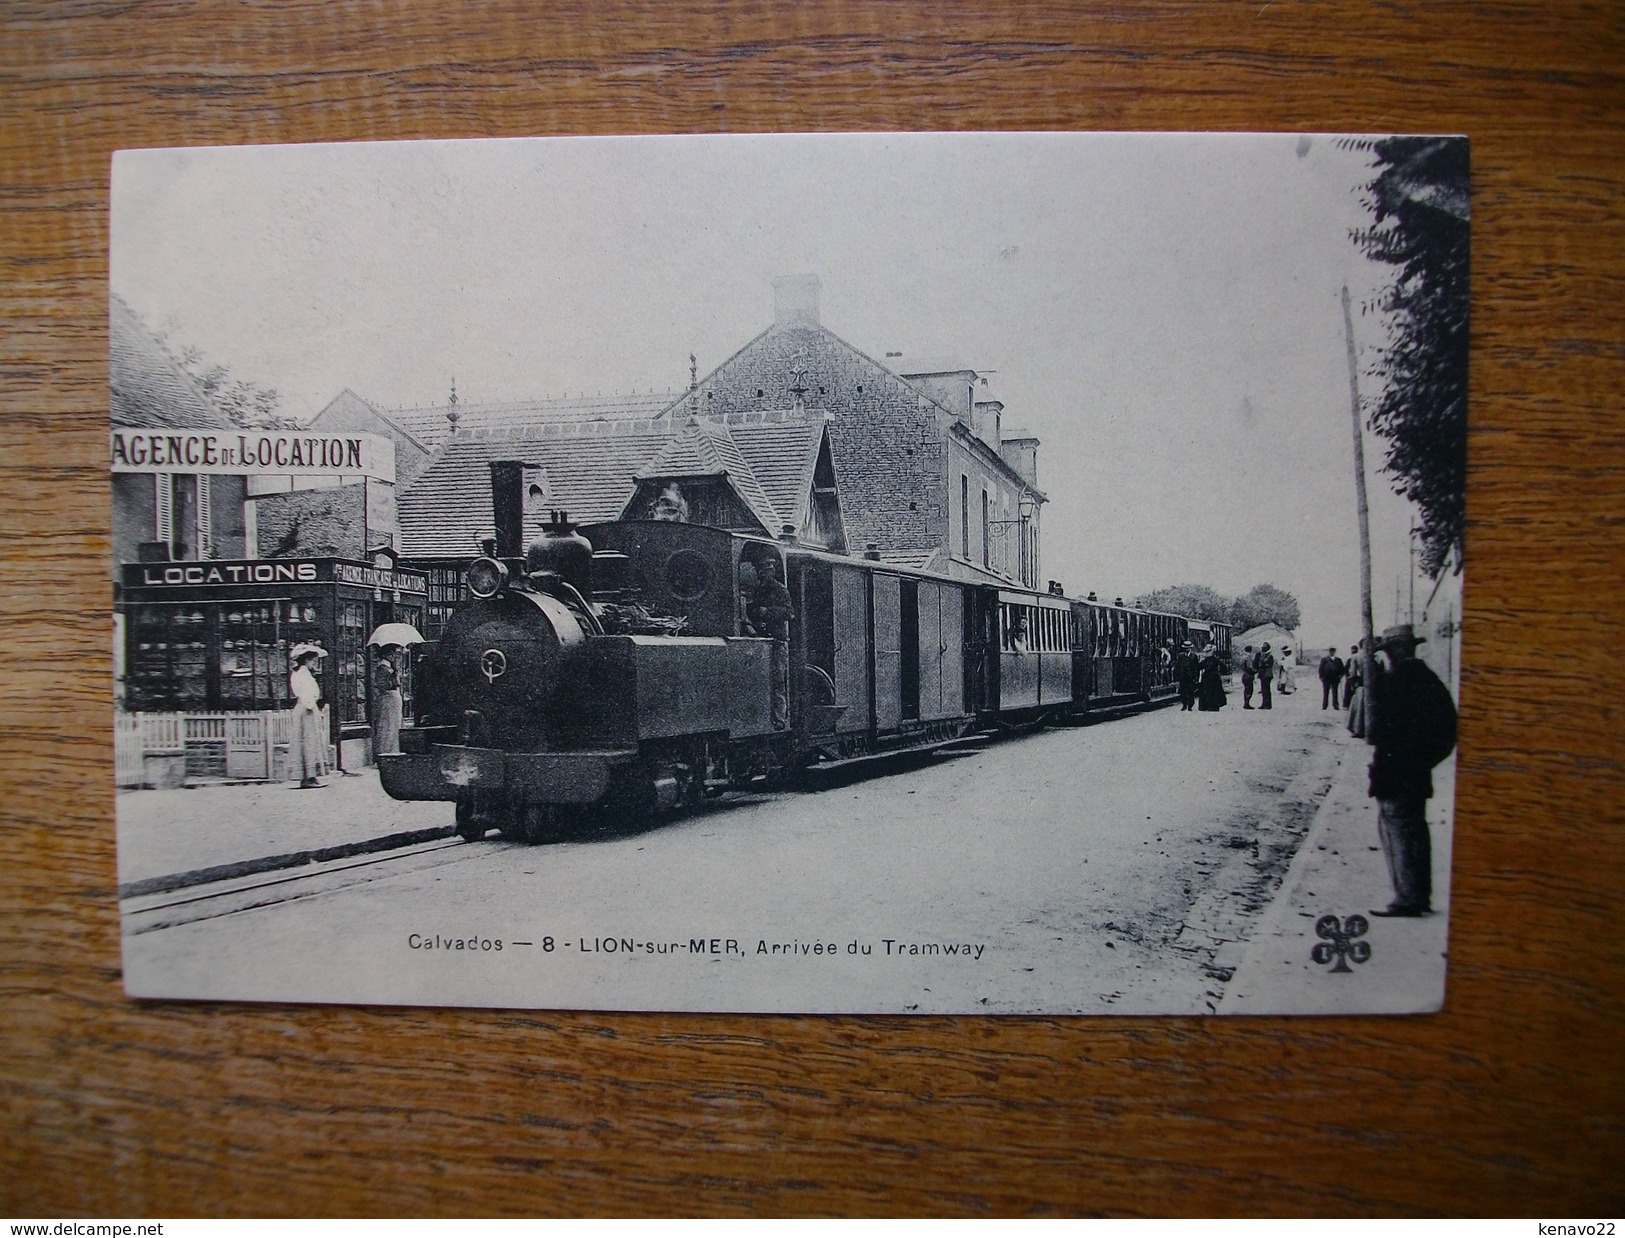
[{"x1": 1343, "y1": 284, "x2": 1377, "y2": 741}]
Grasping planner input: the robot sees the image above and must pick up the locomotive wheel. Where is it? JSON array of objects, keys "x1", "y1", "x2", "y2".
[
  {"x1": 510, "y1": 803, "x2": 563, "y2": 845},
  {"x1": 600, "y1": 773, "x2": 657, "y2": 831},
  {"x1": 454, "y1": 799, "x2": 486, "y2": 842}
]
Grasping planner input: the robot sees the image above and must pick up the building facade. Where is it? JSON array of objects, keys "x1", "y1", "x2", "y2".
[
  {"x1": 111, "y1": 298, "x2": 418, "y2": 771},
  {"x1": 110, "y1": 294, "x2": 248, "y2": 573},
  {"x1": 681, "y1": 275, "x2": 1044, "y2": 587}
]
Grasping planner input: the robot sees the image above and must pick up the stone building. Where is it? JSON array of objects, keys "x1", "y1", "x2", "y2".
[
  {"x1": 682, "y1": 275, "x2": 1044, "y2": 586},
  {"x1": 371, "y1": 274, "x2": 1045, "y2": 631},
  {"x1": 245, "y1": 388, "x2": 433, "y2": 559}
]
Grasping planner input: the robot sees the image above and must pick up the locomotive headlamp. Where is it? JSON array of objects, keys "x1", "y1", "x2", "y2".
[{"x1": 466, "y1": 556, "x2": 509, "y2": 599}]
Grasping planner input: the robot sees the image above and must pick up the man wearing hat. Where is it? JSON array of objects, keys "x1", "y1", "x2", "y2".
[
  {"x1": 1367, "y1": 624, "x2": 1458, "y2": 917},
  {"x1": 1175, "y1": 641, "x2": 1199, "y2": 711},
  {"x1": 1318, "y1": 646, "x2": 1347, "y2": 710},
  {"x1": 1255, "y1": 643, "x2": 1276, "y2": 710},
  {"x1": 1343, "y1": 642, "x2": 1364, "y2": 709},
  {"x1": 738, "y1": 555, "x2": 795, "y2": 729},
  {"x1": 288, "y1": 643, "x2": 328, "y2": 789}
]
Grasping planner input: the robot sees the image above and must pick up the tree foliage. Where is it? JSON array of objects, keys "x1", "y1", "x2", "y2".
[
  {"x1": 1349, "y1": 136, "x2": 1470, "y2": 578},
  {"x1": 1136, "y1": 582, "x2": 1300, "y2": 631},
  {"x1": 1135, "y1": 583, "x2": 1230, "y2": 622},
  {"x1": 158, "y1": 324, "x2": 297, "y2": 430},
  {"x1": 1227, "y1": 583, "x2": 1302, "y2": 632}
]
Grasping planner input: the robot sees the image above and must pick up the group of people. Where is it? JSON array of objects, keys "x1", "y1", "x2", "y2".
[
  {"x1": 1172, "y1": 641, "x2": 1228, "y2": 712},
  {"x1": 1315, "y1": 644, "x2": 1367, "y2": 711},
  {"x1": 285, "y1": 640, "x2": 408, "y2": 790},
  {"x1": 1174, "y1": 639, "x2": 1296, "y2": 713},
  {"x1": 1237, "y1": 642, "x2": 1285, "y2": 710}
]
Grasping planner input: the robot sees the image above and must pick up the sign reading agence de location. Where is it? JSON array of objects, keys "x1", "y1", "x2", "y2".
[{"x1": 110, "y1": 429, "x2": 395, "y2": 483}]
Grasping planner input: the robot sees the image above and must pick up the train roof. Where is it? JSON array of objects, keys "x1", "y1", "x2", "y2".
[{"x1": 580, "y1": 520, "x2": 1219, "y2": 628}]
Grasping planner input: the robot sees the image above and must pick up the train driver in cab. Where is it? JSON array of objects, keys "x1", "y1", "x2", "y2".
[{"x1": 738, "y1": 552, "x2": 794, "y2": 730}]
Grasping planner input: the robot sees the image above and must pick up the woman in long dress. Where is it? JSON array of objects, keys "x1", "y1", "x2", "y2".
[
  {"x1": 372, "y1": 646, "x2": 404, "y2": 756},
  {"x1": 1197, "y1": 649, "x2": 1228, "y2": 711},
  {"x1": 289, "y1": 644, "x2": 326, "y2": 788},
  {"x1": 1278, "y1": 647, "x2": 1297, "y2": 695}
]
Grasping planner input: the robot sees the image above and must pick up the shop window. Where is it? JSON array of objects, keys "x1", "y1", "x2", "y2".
[
  {"x1": 219, "y1": 599, "x2": 288, "y2": 709},
  {"x1": 425, "y1": 565, "x2": 467, "y2": 639},
  {"x1": 336, "y1": 601, "x2": 368, "y2": 725}
]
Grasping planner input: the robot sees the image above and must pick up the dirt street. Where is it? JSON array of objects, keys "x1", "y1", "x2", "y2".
[{"x1": 122, "y1": 687, "x2": 1353, "y2": 1013}]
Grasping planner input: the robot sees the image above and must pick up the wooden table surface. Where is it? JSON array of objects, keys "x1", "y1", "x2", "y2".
[{"x1": 3, "y1": 1, "x2": 1621, "y2": 1218}]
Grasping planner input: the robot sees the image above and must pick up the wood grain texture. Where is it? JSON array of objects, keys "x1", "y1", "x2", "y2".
[{"x1": 2, "y1": 0, "x2": 1621, "y2": 1217}]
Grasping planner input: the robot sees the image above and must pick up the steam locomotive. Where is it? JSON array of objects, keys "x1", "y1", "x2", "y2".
[{"x1": 379, "y1": 462, "x2": 1229, "y2": 842}]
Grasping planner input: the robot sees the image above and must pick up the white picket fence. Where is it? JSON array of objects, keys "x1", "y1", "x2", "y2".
[{"x1": 114, "y1": 709, "x2": 334, "y2": 788}]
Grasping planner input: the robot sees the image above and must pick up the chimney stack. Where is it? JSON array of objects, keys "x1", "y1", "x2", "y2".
[
  {"x1": 773, "y1": 274, "x2": 822, "y2": 329},
  {"x1": 489, "y1": 461, "x2": 535, "y2": 560}
]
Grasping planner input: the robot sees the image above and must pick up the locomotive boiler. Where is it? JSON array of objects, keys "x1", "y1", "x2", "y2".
[{"x1": 379, "y1": 472, "x2": 792, "y2": 842}]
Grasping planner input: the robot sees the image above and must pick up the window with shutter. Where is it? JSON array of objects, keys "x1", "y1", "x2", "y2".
[
  {"x1": 155, "y1": 472, "x2": 172, "y2": 547},
  {"x1": 198, "y1": 475, "x2": 212, "y2": 558}
]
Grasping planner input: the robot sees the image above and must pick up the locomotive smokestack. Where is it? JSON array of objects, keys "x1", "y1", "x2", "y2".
[{"x1": 489, "y1": 461, "x2": 530, "y2": 560}]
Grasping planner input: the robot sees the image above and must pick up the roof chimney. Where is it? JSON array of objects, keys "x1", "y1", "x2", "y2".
[{"x1": 773, "y1": 274, "x2": 821, "y2": 330}]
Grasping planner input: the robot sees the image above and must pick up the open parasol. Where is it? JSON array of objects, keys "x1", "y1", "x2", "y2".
[{"x1": 366, "y1": 622, "x2": 426, "y2": 649}]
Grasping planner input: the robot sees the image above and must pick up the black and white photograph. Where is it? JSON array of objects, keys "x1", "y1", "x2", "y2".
[{"x1": 109, "y1": 131, "x2": 1468, "y2": 1014}]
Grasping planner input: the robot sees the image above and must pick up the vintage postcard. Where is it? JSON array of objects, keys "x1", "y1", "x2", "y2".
[{"x1": 111, "y1": 132, "x2": 1467, "y2": 1014}]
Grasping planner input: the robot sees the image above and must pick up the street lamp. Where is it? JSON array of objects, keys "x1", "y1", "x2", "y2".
[
  {"x1": 987, "y1": 491, "x2": 1039, "y2": 583},
  {"x1": 987, "y1": 490, "x2": 1038, "y2": 529}
]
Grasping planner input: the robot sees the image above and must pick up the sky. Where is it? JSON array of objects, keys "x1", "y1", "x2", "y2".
[{"x1": 110, "y1": 132, "x2": 1441, "y2": 647}]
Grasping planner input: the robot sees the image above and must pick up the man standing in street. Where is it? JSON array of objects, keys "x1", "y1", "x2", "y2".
[
  {"x1": 1319, "y1": 646, "x2": 1347, "y2": 710},
  {"x1": 1367, "y1": 624, "x2": 1458, "y2": 918},
  {"x1": 1176, "y1": 641, "x2": 1199, "y2": 711},
  {"x1": 1256, "y1": 642, "x2": 1276, "y2": 710},
  {"x1": 1240, "y1": 644, "x2": 1257, "y2": 709}
]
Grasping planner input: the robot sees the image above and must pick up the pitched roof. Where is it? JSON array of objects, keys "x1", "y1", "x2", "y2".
[
  {"x1": 109, "y1": 294, "x2": 233, "y2": 430},
  {"x1": 385, "y1": 390, "x2": 679, "y2": 449},
  {"x1": 727, "y1": 414, "x2": 826, "y2": 535},
  {"x1": 396, "y1": 405, "x2": 837, "y2": 559},
  {"x1": 396, "y1": 420, "x2": 673, "y2": 558},
  {"x1": 312, "y1": 389, "x2": 433, "y2": 455},
  {"x1": 676, "y1": 320, "x2": 1043, "y2": 561},
  {"x1": 636, "y1": 415, "x2": 785, "y2": 533}
]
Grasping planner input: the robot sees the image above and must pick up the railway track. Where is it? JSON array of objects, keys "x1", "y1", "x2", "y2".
[
  {"x1": 120, "y1": 836, "x2": 480, "y2": 936},
  {"x1": 123, "y1": 707, "x2": 1185, "y2": 937}
]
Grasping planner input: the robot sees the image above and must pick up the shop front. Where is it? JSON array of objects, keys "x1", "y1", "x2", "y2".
[{"x1": 118, "y1": 555, "x2": 428, "y2": 772}]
